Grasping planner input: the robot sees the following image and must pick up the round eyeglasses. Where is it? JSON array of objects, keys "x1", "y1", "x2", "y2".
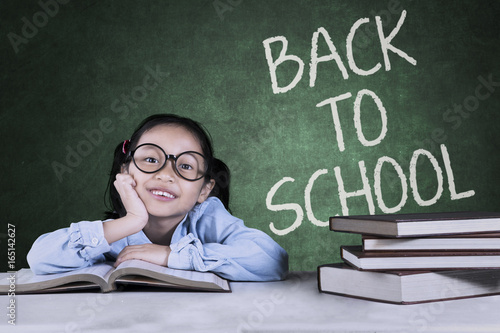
[{"x1": 130, "y1": 143, "x2": 208, "y2": 181}]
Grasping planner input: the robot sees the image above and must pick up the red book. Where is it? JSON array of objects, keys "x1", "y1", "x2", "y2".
[{"x1": 330, "y1": 211, "x2": 500, "y2": 237}]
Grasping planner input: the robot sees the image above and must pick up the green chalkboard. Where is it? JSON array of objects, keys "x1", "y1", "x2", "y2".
[{"x1": 1, "y1": 0, "x2": 499, "y2": 272}]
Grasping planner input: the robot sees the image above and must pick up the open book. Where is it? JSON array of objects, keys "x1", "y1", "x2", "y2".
[{"x1": 0, "y1": 259, "x2": 230, "y2": 294}]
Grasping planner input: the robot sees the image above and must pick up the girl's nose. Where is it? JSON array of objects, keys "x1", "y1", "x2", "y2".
[{"x1": 155, "y1": 159, "x2": 177, "y2": 181}]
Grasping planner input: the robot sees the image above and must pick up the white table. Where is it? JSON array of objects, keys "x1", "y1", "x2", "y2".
[{"x1": 2, "y1": 272, "x2": 500, "y2": 333}]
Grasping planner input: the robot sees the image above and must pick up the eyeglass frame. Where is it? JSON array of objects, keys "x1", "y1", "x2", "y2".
[{"x1": 128, "y1": 143, "x2": 209, "y2": 181}]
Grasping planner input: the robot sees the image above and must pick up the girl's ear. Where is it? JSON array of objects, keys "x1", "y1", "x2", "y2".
[{"x1": 197, "y1": 179, "x2": 216, "y2": 203}]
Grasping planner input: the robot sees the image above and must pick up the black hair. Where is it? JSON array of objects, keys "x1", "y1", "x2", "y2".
[{"x1": 104, "y1": 114, "x2": 230, "y2": 219}]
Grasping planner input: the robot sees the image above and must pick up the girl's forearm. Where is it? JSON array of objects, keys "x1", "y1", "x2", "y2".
[{"x1": 103, "y1": 215, "x2": 147, "y2": 244}]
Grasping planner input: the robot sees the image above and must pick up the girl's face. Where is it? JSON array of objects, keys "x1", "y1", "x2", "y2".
[{"x1": 126, "y1": 124, "x2": 214, "y2": 223}]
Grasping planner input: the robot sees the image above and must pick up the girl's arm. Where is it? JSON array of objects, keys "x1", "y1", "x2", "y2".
[
  {"x1": 169, "y1": 227, "x2": 288, "y2": 281},
  {"x1": 27, "y1": 220, "x2": 113, "y2": 274},
  {"x1": 28, "y1": 173, "x2": 148, "y2": 274},
  {"x1": 167, "y1": 198, "x2": 289, "y2": 281}
]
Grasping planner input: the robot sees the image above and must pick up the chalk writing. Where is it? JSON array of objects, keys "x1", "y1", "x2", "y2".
[{"x1": 262, "y1": 9, "x2": 476, "y2": 236}]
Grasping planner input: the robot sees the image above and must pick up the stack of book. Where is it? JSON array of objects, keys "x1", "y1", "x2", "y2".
[{"x1": 318, "y1": 211, "x2": 500, "y2": 304}]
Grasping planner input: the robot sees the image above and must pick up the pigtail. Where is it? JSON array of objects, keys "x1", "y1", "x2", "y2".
[
  {"x1": 103, "y1": 141, "x2": 131, "y2": 219},
  {"x1": 209, "y1": 158, "x2": 231, "y2": 212}
]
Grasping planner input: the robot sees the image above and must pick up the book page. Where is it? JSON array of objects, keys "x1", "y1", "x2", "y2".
[
  {"x1": 0, "y1": 263, "x2": 115, "y2": 289},
  {"x1": 114, "y1": 260, "x2": 229, "y2": 290}
]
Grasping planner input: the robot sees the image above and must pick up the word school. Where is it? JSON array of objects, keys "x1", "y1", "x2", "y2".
[{"x1": 266, "y1": 144, "x2": 475, "y2": 236}]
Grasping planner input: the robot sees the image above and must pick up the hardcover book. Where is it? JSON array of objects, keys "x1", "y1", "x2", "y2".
[
  {"x1": 318, "y1": 263, "x2": 500, "y2": 304},
  {"x1": 362, "y1": 233, "x2": 500, "y2": 251},
  {"x1": 330, "y1": 211, "x2": 500, "y2": 237},
  {"x1": 341, "y1": 246, "x2": 500, "y2": 271}
]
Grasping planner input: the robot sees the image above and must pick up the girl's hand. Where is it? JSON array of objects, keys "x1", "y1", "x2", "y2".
[
  {"x1": 114, "y1": 173, "x2": 149, "y2": 226},
  {"x1": 114, "y1": 244, "x2": 171, "y2": 267},
  {"x1": 103, "y1": 173, "x2": 149, "y2": 244}
]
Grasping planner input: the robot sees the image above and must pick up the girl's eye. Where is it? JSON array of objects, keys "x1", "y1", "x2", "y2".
[
  {"x1": 145, "y1": 157, "x2": 159, "y2": 164},
  {"x1": 178, "y1": 163, "x2": 193, "y2": 170}
]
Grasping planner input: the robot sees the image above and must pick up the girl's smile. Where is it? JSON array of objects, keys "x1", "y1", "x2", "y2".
[{"x1": 149, "y1": 188, "x2": 177, "y2": 200}]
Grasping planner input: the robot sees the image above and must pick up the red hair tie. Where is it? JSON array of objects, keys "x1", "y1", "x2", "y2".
[{"x1": 122, "y1": 140, "x2": 131, "y2": 155}]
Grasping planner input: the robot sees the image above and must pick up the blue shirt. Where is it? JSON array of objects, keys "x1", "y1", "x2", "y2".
[{"x1": 27, "y1": 197, "x2": 288, "y2": 281}]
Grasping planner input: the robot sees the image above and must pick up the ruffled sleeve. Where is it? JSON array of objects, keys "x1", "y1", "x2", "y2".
[
  {"x1": 168, "y1": 233, "x2": 228, "y2": 272},
  {"x1": 167, "y1": 197, "x2": 289, "y2": 281},
  {"x1": 27, "y1": 221, "x2": 111, "y2": 274}
]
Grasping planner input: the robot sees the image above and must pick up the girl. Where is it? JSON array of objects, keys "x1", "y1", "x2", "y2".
[{"x1": 27, "y1": 114, "x2": 288, "y2": 281}]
